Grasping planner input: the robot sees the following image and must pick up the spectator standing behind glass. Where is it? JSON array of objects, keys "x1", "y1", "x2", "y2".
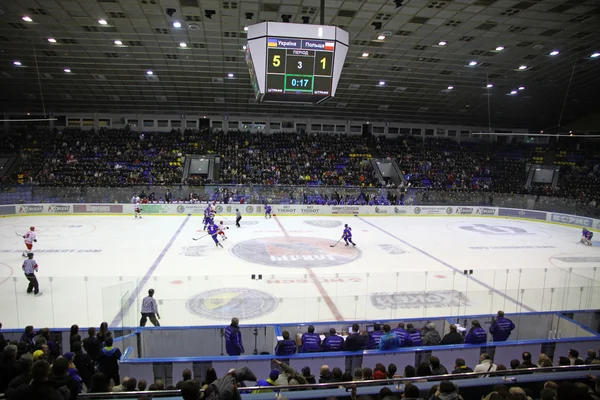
[
  {"x1": 300, "y1": 325, "x2": 322, "y2": 353},
  {"x1": 224, "y1": 317, "x2": 244, "y2": 356},
  {"x1": 345, "y1": 324, "x2": 368, "y2": 351},
  {"x1": 322, "y1": 328, "x2": 344, "y2": 351},
  {"x1": 378, "y1": 324, "x2": 400, "y2": 351},
  {"x1": 489, "y1": 311, "x2": 515, "y2": 342},
  {"x1": 441, "y1": 324, "x2": 464, "y2": 345},
  {"x1": 464, "y1": 320, "x2": 487, "y2": 344},
  {"x1": 274, "y1": 331, "x2": 297, "y2": 356}
]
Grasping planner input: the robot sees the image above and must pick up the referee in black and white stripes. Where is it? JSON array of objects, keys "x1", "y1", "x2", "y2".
[
  {"x1": 22, "y1": 253, "x2": 41, "y2": 296},
  {"x1": 140, "y1": 289, "x2": 160, "y2": 326}
]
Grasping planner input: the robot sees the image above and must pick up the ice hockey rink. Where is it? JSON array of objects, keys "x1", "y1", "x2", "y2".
[{"x1": 0, "y1": 213, "x2": 598, "y2": 329}]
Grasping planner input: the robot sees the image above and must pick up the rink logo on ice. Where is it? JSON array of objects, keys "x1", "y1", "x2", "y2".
[
  {"x1": 180, "y1": 245, "x2": 208, "y2": 257},
  {"x1": 48, "y1": 205, "x2": 70, "y2": 213},
  {"x1": 186, "y1": 288, "x2": 278, "y2": 320},
  {"x1": 371, "y1": 290, "x2": 470, "y2": 310},
  {"x1": 231, "y1": 237, "x2": 360, "y2": 268},
  {"x1": 459, "y1": 224, "x2": 531, "y2": 235},
  {"x1": 19, "y1": 205, "x2": 44, "y2": 214},
  {"x1": 304, "y1": 220, "x2": 342, "y2": 228},
  {"x1": 550, "y1": 213, "x2": 592, "y2": 228},
  {"x1": 455, "y1": 207, "x2": 474, "y2": 215},
  {"x1": 378, "y1": 244, "x2": 406, "y2": 254}
]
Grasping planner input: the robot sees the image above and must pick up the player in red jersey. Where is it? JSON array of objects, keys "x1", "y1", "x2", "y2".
[
  {"x1": 22, "y1": 226, "x2": 37, "y2": 257},
  {"x1": 217, "y1": 221, "x2": 229, "y2": 240}
]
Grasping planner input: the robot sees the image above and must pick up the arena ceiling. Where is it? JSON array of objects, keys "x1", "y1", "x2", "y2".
[{"x1": 0, "y1": 0, "x2": 599, "y2": 129}]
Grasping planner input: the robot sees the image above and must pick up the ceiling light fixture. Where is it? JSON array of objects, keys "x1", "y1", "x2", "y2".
[
  {"x1": 469, "y1": 61, "x2": 477, "y2": 66},
  {"x1": 486, "y1": 84, "x2": 493, "y2": 88},
  {"x1": 172, "y1": 21, "x2": 182, "y2": 28},
  {"x1": 146, "y1": 70, "x2": 153, "y2": 75},
  {"x1": 518, "y1": 86, "x2": 525, "y2": 90},
  {"x1": 114, "y1": 40, "x2": 122, "y2": 45},
  {"x1": 447, "y1": 86, "x2": 454, "y2": 90},
  {"x1": 495, "y1": 46, "x2": 504, "y2": 51},
  {"x1": 438, "y1": 41, "x2": 447, "y2": 46},
  {"x1": 362, "y1": 52, "x2": 369, "y2": 57},
  {"x1": 244, "y1": 26, "x2": 249, "y2": 31},
  {"x1": 48, "y1": 38, "x2": 57, "y2": 43},
  {"x1": 377, "y1": 35, "x2": 386, "y2": 40},
  {"x1": 591, "y1": 53, "x2": 600, "y2": 58},
  {"x1": 549, "y1": 50, "x2": 559, "y2": 56},
  {"x1": 22, "y1": 16, "x2": 33, "y2": 22},
  {"x1": 228, "y1": 73, "x2": 234, "y2": 78},
  {"x1": 510, "y1": 90, "x2": 517, "y2": 95},
  {"x1": 242, "y1": 45, "x2": 247, "y2": 50},
  {"x1": 13, "y1": 61, "x2": 22, "y2": 66},
  {"x1": 179, "y1": 42, "x2": 187, "y2": 48},
  {"x1": 518, "y1": 65, "x2": 528, "y2": 70},
  {"x1": 98, "y1": 19, "x2": 108, "y2": 25},
  {"x1": 64, "y1": 68, "x2": 71, "y2": 73},
  {"x1": 379, "y1": 81, "x2": 385, "y2": 86}
]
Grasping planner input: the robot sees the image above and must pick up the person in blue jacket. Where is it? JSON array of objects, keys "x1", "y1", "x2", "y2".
[
  {"x1": 368, "y1": 323, "x2": 384, "y2": 349},
  {"x1": 274, "y1": 330, "x2": 297, "y2": 356},
  {"x1": 393, "y1": 322, "x2": 409, "y2": 347},
  {"x1": 378, "y1": 324, "x2": 400, "y2": 351},
  {"x1": 224, "y1": 317, "x2": 244, "y2": 356},
  {"x1": 406, "y1": 323, "x2": 423, "y2": 346},
  {"x1": 465, "y1": 320, "x2": 487, "y2": 344},
  {"x1": 300, "y1": 325, "x2": 322, "y2": 353},
  {"x1": 489, "y1": 311, "x2": 515, "y2": 342},
  {"x1": 322, "y1": 328, "x2": 345, "y2": 351}
]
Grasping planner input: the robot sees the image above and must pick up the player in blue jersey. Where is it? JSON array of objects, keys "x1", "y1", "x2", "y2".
[
  {"x1": 203, "y1": 206, "x2": 215, "y2": 231},
  {"x1": 579, "y1": 228, "x2": 593, "y2": 246},
  {"x1": 342, "y1": 224, "x2": 356, "y2": 247},
  {"x1": 207, "y1": 222, "x2": 223, "y2": 248},
  {"x1": 265, "y1": 204, "x2": 272, "y2": 219}
]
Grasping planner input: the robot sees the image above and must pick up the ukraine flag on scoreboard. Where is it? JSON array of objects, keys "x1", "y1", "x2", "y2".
[{"x1": 268, "y1": 38, "x2": 278, "y2": 47}]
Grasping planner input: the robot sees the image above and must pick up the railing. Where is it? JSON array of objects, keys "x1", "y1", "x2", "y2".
[{"x1": 1, "y1": 184, "x2": 598, "y2": 218}]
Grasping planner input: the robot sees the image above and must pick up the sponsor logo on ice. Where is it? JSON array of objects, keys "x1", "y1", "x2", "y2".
[
  {"x1": 186, "y1": 288, "x2": 278, "y2": 320},
  {"x1": 371, "y1": 290, "x2": 470, "y2": 310},
  {"x1": 231, "y1": 237, "x2": 360, "y2": 268},
  {"x1": 180, "y1": 245, "x2": 208, "y2": 257},
  {"x1": 303, "y1": 220, "x2": 342, "y2": 228}
]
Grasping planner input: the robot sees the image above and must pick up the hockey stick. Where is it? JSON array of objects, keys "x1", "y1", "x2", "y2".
[
  {"x1": 15, "y1": 231, "x2": 23, "y2": 237},
  {"x1": 215, "y1": 213, "x2": 228, "y2": 220},
  {"x1": 192, "y1": 234, "x2": 211, "y2": 241},
  {"x1": 330, "y1": 238, "x2": 344, "y2": 248}
]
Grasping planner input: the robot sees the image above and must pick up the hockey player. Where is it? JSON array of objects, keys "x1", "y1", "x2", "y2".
[
  {"x1": 207, "y1": 222, "x2": 223, "y2": 248},
  {"x1": 217, "y1": 221, "x2": 229, "y2": 240},
  {"x1": 132, "y1": 195, "x2": 142, "y2": 218},
  {"x1": 342, "y1": 224, "x2": 356, "y2": 247},
  {"x1": 579, "y1": 228, "x2": 593, "y2": 246},
  {"x1": 203, "y1": 206, "x2": 214, "y2": 231},
  {"x1": 235, "y1": 209, "x2": 242, "y2": 228},
  {"x1": 22, "y1": 226, "x2": 37, "y2": 257},
  {"x1": 265, "y1": 204, "x2": 272, "y2": 219}
]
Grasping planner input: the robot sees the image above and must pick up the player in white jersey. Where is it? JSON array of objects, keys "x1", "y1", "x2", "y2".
[
  {"x1": 217, "y1": 220, "x2": 229, "y2": 240},
  {"x1": 132, "y1": 195, "x2": 142, "y2": 218},
  {"x1": 22, "y1": 226, "x2": 37, "y2": 257}
]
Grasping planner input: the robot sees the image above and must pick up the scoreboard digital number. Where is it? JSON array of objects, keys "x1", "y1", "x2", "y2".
[{"x1": 265, "y1": 37, "x2": 334, "y2": 99}]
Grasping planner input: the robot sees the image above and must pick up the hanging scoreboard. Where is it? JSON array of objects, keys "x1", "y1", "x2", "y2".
[{"x1": 246, "y1": 22, "x2": 349, "y2": 104}]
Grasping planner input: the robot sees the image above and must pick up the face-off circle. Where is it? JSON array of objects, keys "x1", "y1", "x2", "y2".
[
  {"x1": 230, "y1": 236, "x2": 360, "y2": 268},
  {"x1": 0, "y1": 263, "x2": 14, "y2": 285},
  {"x1": 186, "y1": 288, "x2": 278, "y2": 320}
]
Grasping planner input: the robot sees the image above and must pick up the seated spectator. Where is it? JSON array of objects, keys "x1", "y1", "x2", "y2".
[
  {"x1": 275, "y1": 330, "x2": 297, "y2": 356},
  {"x1": 474, "y1": 353, "x2": 497, "y2": 377},
  {"x1": 301, "y1": 367, "x2": 316, "y2": 384},
  {"x1": 422, "y1": 322, "x2": 441, "y2": 346},
  {"x1": 392, "y1": 322, "x2": 409, "y2": 346},
  {"x1": 509, "y1": 386, "x2": 530, "y2": 400},
  {"x1": 176, "y1": 368, "x2": 193, "y2": 389},
  {"x1": 387, "y1": 363, "x2": 397, "y2": 379},
  {"x1": 406, "y1": 323, "x2": 422, "y2": 346},
  {"x1": 9, "y1": 360, "x2": 62, "y2": 400},
  {"x1": 50, "y1": 356, "x2": 79, "y2": 399},
  {"x1": 0, "y1": 345, "x2": 19, "y2": 393},
  {"x1": 538, "y1": 354, "x2": 553, "y2": 368},
  {"x1": 430, "y1": 380, "x2": 463, "y2": 400},
  {"x1": 205, "y1": 367, "x2": 257, "y2": 400},
  {"x1": 403, "y1": 382, "x2": 421, "y2": 400},
  {"x1": 112, "y1": 376, "x2": 129, "y2": 392},
  {"x1": 89, "y1": 372, "x2": 109, "y2": 393},
  {"x1": 452, "y1": 358, "x2": 473, "y2": 374},
  {"x1": 319, "y1": 365, "x2": 332, "y2": 383},
  {"x1": 322, "y1": 328, "x2": 344, "y2": 351},
  {"x1": 557, "y1": 356, "x2": 571, "y2": 366},
  {"x1": 585, "y1": 350, "x2": 598, "y2": 364},
  {"x1": 510, "y1": 359, "x2": 521, "y2": 369},
  {"x1": 137, "y1": 379, "x2": 147, "y2": 391},
  {"x1": 415, "y1": 363, "x2": 432, "y2": 377},
  {"x1": 301, "y1": 325, "x2": 322, "y2": 353},
  {"x1": 331, "y1": 367, "x2": 343, "y2": 383},
  {"x1": 518, "y1": 352, "x2": 536, "y2": 369},
  {"x1": 4, "y1": 353, "x2": 33, "y2": 398},
  {"x1": 362, "y1": 367, "x2": 374, "y2": 380},
  {"x1": 441, "y1": 324, "x2": 464, "y2": 345},
  {"x1": 125, "y1": 377, "x2": 137, "y2": 392},
  {"x1": 373, "y1": 363, "x2": 387, "y2": 380},
  {"x1": 345, "y1": 324, "x2": 367, "y2": 351},
  {"x1": 430, "y1": 356, "x2": 449, "y2": 375},
  {"x1": 464, "y1": 320, "x2": 487, "y2": 344},
  {"x1": 496, "y1": 364, "x2": 507, "y2": 371},
  {"x1": 368, "y1": 323, "x2": 384, "y2": 349},
  {"x1": 489, "y1": 311, "x2": 515, "y2": 342},
  {"x1": 378, "y1": 324, "x2": 400, "y2": 351},
  {"x1": 568, "y1": 349, "x2": 583, "y2": 365},
  {"x1": 540, "y1": 388, "x2": 556, "y2": 400},
  {"x1": 181, "y1": 380, "x2": 201, "y2": 400},
  {"x1": 352, "y1": 367, "x2": 362, "y2": 381},
  {"x1": 254, "y1": 369, "x2": 279, "y2": 393},
  {"x1": 201, "y1": 368, "x2": 217, "y2": 388}
]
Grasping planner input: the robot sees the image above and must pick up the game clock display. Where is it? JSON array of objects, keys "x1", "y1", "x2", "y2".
[{"x1": 265, "y1": 37, "x2": 335, "y2": 98}]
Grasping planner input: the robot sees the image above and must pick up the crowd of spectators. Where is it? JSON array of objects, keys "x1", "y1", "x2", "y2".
[{"x1": 1, "y1": 127, "x2": 599, "y2": 210}]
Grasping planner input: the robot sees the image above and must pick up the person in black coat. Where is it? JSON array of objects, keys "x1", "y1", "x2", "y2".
[
  {"x1": 440, "y1": 324, "x2": 464, "y2": 345},
  {"x1": 8, "y1": 360, "x2": 63, "y2": 400},
  {"x1": 49, "y1": 357, "x2": 79, "y2": 400},
  {"x1": 72, "y1": 341, "x2": 94, "y2": 390},
  {"x1": 0, "y1": 345, "x2": 20, "y2": 393},
  {"x1": 345, "y1": 324, "x2": 368, "y2": 351},
  {"x1": 82, "y1": 327, "x2": 101, "y2": 361},
  {"x1": 5, "y1": 354, "x2": 33, "y2": 398}
]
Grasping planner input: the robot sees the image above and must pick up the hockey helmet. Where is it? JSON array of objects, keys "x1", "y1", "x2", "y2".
[
  {"x1": 220, "y1": 221, "x2": 223, "y2": 224},
  {"x1": 30, "y1": 226, "x2": 35, "y2": 231},
  {"x1": 344, "y1": 224, "x2": 348, "y2": 228}
]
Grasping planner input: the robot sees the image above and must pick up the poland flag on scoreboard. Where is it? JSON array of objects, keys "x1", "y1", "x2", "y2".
[{"x1": 325, "y1": 42, "x2": 335, "y2": 51}]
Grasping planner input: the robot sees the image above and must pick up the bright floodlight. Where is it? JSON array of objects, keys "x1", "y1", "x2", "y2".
[
  {"x1": 48, "y1": 38, "x2": 57, "y2": 43},
  {"x1": 510, "y1": 90, "x2": 517, "y2": 94},
  {"x1": 518, "y1": 65, "x2": 527, "y2": 70},
  {"x1": 469, "y1": 61, "x2": 477, "y2": 66},
  {"x1": 518, "y1": 86, "x2": 525, "y2": 90},
  {"x1": 486, "y1": 84, "x2": 493, "y2": 88},
  {"x1": 146, "y1": 70, "x2": 153, "y2": 75},
  {"x1": 447, "y1": 86, "x2": 454, "y2": 90},
  {"x1": 591, "y1": 53, "x2": 600, "y2": 58},
  {"x1": 377, "y1": 35, "x2": 386, "y2": 40},
  {"x1": 114, "y1": 40, "x2": 122, "y2": 45},
  {"x1": 22, "y1": 16, "x2": 33, "y2": 22},
  {"x1": 13, "y1": 61, "x2": 22, "y2": 66},
  {"x1": 173, "y1": 21, "x2": 182, "y2": 28},
  {"x1": 64, "y1": 68, "x2": 71, "y2": 73},
  {"x1": 379, "y1": 81, "x2": 385, "y2": 86},
  {"x1": 438, "y1": 41, "x2": 447, "y2": 46},
  {"x1": 98, "y1": 19, "x2": 108, "y2": 25},
  {"x1": 549, "y1": 50, "x2": 559, "y2": 56},
  {"x1": 179, "y1": 42, "x2": 187, "y2": 47}
]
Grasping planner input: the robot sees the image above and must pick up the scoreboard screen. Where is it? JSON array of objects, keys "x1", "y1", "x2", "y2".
[
  {"x1": 245, "y1": 22, "x2": 349, "y2": 104},
  {"x1": 265, "y1": 38, "x2": 335, "y2": 101}
]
